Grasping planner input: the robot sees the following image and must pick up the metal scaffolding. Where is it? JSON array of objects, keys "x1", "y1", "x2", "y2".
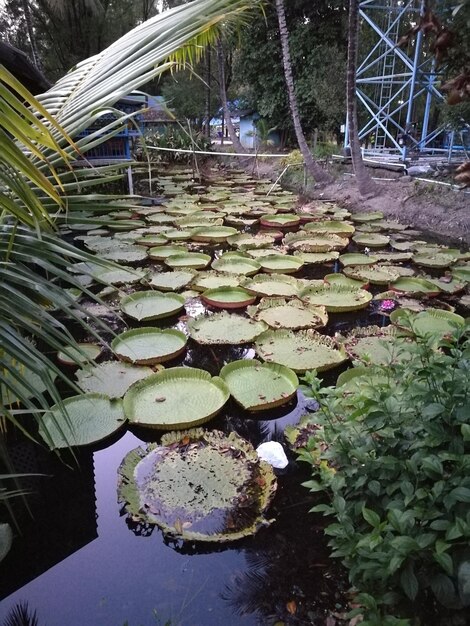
[{"x1": 346, "y1": 0, "x2": 448, "y2": 161}]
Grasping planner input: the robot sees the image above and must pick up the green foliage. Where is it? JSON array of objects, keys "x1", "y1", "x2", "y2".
[
  {"x1": 140, "y1": 126, "x2": 212, "y2": 163},
  {"x1": 296, "y1": 326, "x2": 470, "y2": 622}
]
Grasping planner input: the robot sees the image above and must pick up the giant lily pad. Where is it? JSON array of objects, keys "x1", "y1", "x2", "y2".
[
  {"x1": 343, "y1": 264, "x2": 401, "y2": 286},
  {"x1": 112, "y1": 328, "x2": 187, "y2": 365},
  {"x1": 120, "y1": 291, "x2": 185, "y2": 321},
  {"x1": 227, "y1": 233, "x2": 276, "y2": 249},
  {"x1": 148, "y1": 269, "x2": 196, "y2": 291},
  {"x1": 390, "y1": 308, "x2": 465, "y2": 339},
  {"x1": 412, "y1": 252, "x2": 456, "y2": 269},
  {"x1": 300, "y1": 284, "x2": 372, "y2": 313},
  {"x1": 303, "y1": 220, "x2": 355, "y2": 237},
  {"x1": 165, "y1": 252, "x2": 211, "y2": 269},
  {"x1": 339, "y1": 252, "x2": 378, "y2": 266},
  {"x1": 352, "y1": 233, "x2": 390, "y2": 248},
  {"x1": 220, "y1": 360, "x2": 298, "y2": 411},
  {"x1": 39, "y1": 394, "x2": 125, "y2": 449},
  {"x1": 452, "y1": 265, "x2": 470, "y2": 282},
  {"x1": 92, "y1": 265, "x2": 147, "y2": 286},
  {"x1": 191, "y1": 226, "x2": 238, "y2": 242},
  {"x1": 147, "y1": 245, "x2": 188, "y2": 260},
  {"x1": 255, "y1": 329, "x2": 348, "y2": 373},
  {"x1": 191, "y1": 271, "x2": 241, "y2": 291},
  {"x1": 259, "y1": 254, "x2": 303, "y2": 274},
  {"x1": 341, "y1": 326, "x2": 410, "y2": 365},
  {"x1": 284, "y1": 232, "x2": 347, "y2": 252},
  {"x1": 57, "y1": 343, "x2": 102, "y2": 366},
  {"x1": 123, "y1": 367, "x2": 229, "y2": 429},
  {"x1": 259, "y1": 214, "x2": 300, "y2": 228},
  {"x1": 212, "y1": 256, "x2": 260, "y2": 276},
  {"x1": 241, "y1": 274, "x2": 301, "y2": 297},
  {"x1": 293, "y1": 251, "x2": 340, "y2": 265},
  {"x1": 389, "y1": 277, "x2": 440, "y2": 296},
  {"x1": 350, "y1": 211, "x2": 384, "y2": 222},
  {"x1": 247, "y1": 298, "x2": 328, "y2": 330},
  {"x1": 76, "y1": 361, "x2": 154, "y2": 398},
  {"x1": 201, "y1": 287, "x2": 256, "y2": 309},
  {"x1": 117, "y1": 428, "x2": 276, "y2": 542},
  {"x1": 187, "y1": 312, "x2": 268, "y2": 344}
]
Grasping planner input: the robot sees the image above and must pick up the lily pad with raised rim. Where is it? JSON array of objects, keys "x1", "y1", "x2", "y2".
[
  {"x1": 188, "y1": 312, "x2": 268, "y2": 344},
  {"x1": 293, "y1": 251, "x2": 340, "y2": 265},
  {"x1": 211, "y1": 256, "x2": 260, "y2": 276},
  {"x1": 117, "y1": 428, "x2": 276, "y2": 542},
  {"x1": 259, "y1": 254, "x2": 303, "y2": 274},
  {"x1": 191, "y1": 271, "x2": 241, "y2": 291},
  {"x1": 352, "y1": 233, "x2": 390, "y2": 248},
  {"x1": 350, "y1": 211, "x2": 384, "y2": 222},
  {"x1": 343, "y1": 264, "x2": 401, "y2": 286},
  {"x1": 303, "y1": 220, "x2": 355, "y2": 237},
  {"x1": 389, "y1": 277, "x2": 441, "y2": 296},
  {"x1": 123, "y1": 367, "x2": 229, "y2": 429},
  {"x1": 300, "y1": 284, "x2": 372, "y2": 313},
  {"x1": 390, "y1": 308, "x2": 465, "y2": 339},
  {"x1": 412, "y1": 252, "x2": 456, "y2": 268},
  {"x1": 259, "y1": 214, "x2": 300, "y2": 228},
  {"x1": 241, "y1": 274, "x2": 302, "y2": 298},
  {"x1": 255, "y1": 329, "x2": 348, "y2": 373},
  {"x1": 165, "y1": 252, "x2": 212, "y2": 270},
  {"x1": 148, "y1": 270, "x2": 196, "y2": 291},
  {"x1": 283, "y1": 232, "x2": 347, "y2": 252},
  {"x1": 120, "y1": 291, "x2": 185, "y2": 321},
  {"x1": 201, "y1": 287, "x2": 257, "y2": 309},
  {"x1": 339, "y1": 252, "x2": 378, "y2": 266},
  {"x1": 147, "y1": 245, "x2": 188, "y2": 261},
  {"x1": 112, "y1": 328, "x2": 187, "y2": 365},
  {"x1": 57, "y1": 343, "x2": 102, "y2": 366},
  {"x1": 191, "y1": 226, "x2": 238, "y2": 242},
  {"x1": 39, "y1": 394, "x2": 125, "y2": 449},
  {"x1": 341, "y1": 326, "x2": 411, "y2": 365},
  {"x1": 324, "y1": 273, "x2": 368, "y2": 289},
  {"x1": 76, "y1": 361, "x2": 154, "y2": 398},
  {"x1": 220, "y1": 360, "x2": 299, "y2": 411},
  {"x1": 92, "y1": 266, "x2": 147, "y2": 286},
  {"x1": 247, "y1": 297, "x2": 328, "y2": 330}
]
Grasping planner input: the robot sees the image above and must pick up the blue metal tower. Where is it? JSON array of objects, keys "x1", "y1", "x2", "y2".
[{"x1": 346, "y1": 0, "x2": 448, "y2": 161}]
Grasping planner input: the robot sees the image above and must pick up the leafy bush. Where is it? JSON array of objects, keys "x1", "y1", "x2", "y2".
[
  {"x1": 136, "y1": 126, "x2": 212, "y2": 163},
  {"x1": 293, "y1": 325, "x2": 470, "y2": 623}
]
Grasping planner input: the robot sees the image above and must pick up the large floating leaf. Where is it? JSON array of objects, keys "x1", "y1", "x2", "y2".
[
  {"x1": 389, "y1": 277, "x2": 441, "y2": 296},
  {"x1": 293, "y1": 251, "x2": 340, "y2": 265},
  {"x1": 191, "y1": 226, "x2": 238, "y2": 242},
  {"x1": 76, "y1": 361, "x2": 154, "y2": 398},
  {"x1": 220, "y1": 359, "x2": 298, "y2": 411},
  {"x1": 255, "y1": 329, "x2": 348, "y2": 372},
  {"x1": 343, "y1": 264, "x2": 401, "y2": 286},
  {"x1": 303, "y1": 220, "x2": 355, "y2": 237},
  {"x1": 247, "y1": 297, "x2": 328, "y2": 330},
  {"x1": 350, "y1": 211, "x2": 384, "y2": 222},
  {"x1": 201, "y1": 287, "x2": 256, "y2": 309},
  {"x1": 212, "y1": 255, "x2": 260, "y2": 276},
  {"x1": 57, "y1": 343, "x2": 103, "y2": 366},
  {"x1": 241, "y1": 273, "x2": 301, "y2": 297},
  {"x1": 339, "y1": 252, "x2": 378, "y2": 266},
  {"x1": 300, "y1": 284, "x2": 372, "y2": 313},
  {"x1": 188, "y1": 312, "x2": 268, "y2": 344},
  {"x1": 284, "y1": 231, "x2": 347, "y2": 252},
  {"x1": 191, "y1": 271, "x2": 241, "y2": 291},
  {"x1": 120, "y1": 291, "x2": 185, "y2": 321},
  {"x1": 123, "y1": 368, "x2": 229, "y2": 429},
  {"x1": 341, "y1": 326, "x2": 411, "y2": 365},
  {"x1": 112, "y1": 328, "x2": 187, "y2": 365},
  {"x1": 39, "y1": 394, "x2": 125, "y2": 449},
  {"x1": 260, "y1": 213, "x2": 300, "y2": 228},
  {"x1": 324, "y1": 273, "x2": 367, "y2": 289},
  {"x1": 117, "y1": 428, "x2": 276, "y2": 542},
  {"x1": 352, "y1": 233, "x2": 390, "y2": 248},
  {"x1": 227, "y1": 233, "x2": 276, "y2": 249},
  {"x1": 148, "y1": 269, "x2": 196, "y2": 291},
  {"x1": 165, "y1": 252, "x2": 212, "y2": 269},
  {"x1": 147, "y1": 244, "x2": 188, "y2": 260},
  {"x1": 259, "y1": 254, "x2": 303, "y2": 274},
  {"x1": 412, "y1": 252, "x2": 456, "y2": 269},
  {"x1": 390, "y1": 308, "x2": 465, "y2": 339},
  {"x1": 93, "y1": 265, "x2": 147, "y2": 286}
]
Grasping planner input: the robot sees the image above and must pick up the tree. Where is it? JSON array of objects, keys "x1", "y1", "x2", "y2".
[
  {"x1": 216, "y1": 36, "x2": 244, "y2": 152},
  {"x1": 346, "y1": 0, "x2": 378, "y2": 196},
  {"x1": 274, "y1": 0, "x2": 332, "y2": 183}
]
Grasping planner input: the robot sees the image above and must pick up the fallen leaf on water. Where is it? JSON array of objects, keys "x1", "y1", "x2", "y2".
[
  {"x1": 286, "y1": 600, "x2": 296, "y2": 615},
  {"x1": 154, "y1": 396, "x2": 166, "y2": 402}
]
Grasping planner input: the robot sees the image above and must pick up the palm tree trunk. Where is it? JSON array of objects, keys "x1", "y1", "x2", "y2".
[
  {"x1": 204, "y1": 48, "x2": 211, "y2": 137},
  {"x1": 22, "y1": 0, "x2": 43, "y2": 71},
  {"x1": 216, "y1": 36, "x2": 244, "y2": 152},
  {"x1": 347, "y1": 0, "x2": 378, "y2": 196},
  {"x1": 275, "y1": 0, "x2": 332, "y2": 184}
]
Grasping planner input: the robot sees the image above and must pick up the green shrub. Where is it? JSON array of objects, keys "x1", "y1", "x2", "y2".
[{"x1": 294, "y1": 326, "x2": 470, "y2": 623}]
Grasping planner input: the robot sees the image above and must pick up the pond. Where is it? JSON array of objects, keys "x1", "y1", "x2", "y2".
[{"x1": 1, "y1": 166, "x2": 468, "y2": 626}]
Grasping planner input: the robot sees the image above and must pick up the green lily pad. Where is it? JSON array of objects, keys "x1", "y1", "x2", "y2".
[
  {"x1": 147, "y1": 245, "x2": 188, "y2": 260},
  {"x1": 389, "y1": 277, "x2": 441, "y2": 296},
  {"x1": 123, "y1": 367, "x2": 229, "y2": 429},
  {"x1": 212, "y1": 256, "x2": 260, "y2": 276},
  {"x1": 220, "y1": 359, "x2": 299, "y2": 411},
  {"x1": 300, "y1": 284, "x2": 372, "y2": 313},
  {"x1": 76, "y1": 361, "x2": 154, "y2": 398},
  {"x1": 283, "y1": 232, "x2": 347, "y2": 252},
  {"x1": 452, "y1": 265, "x2": 470, "y2": 282},
  {"x1": 188, "y1": 312, "x2": 268, "y2": 344},
  {"x1": 390, "y1": 308, "x2": 465, "y2": 339},
  {"x1": 201, "y1": 287, "x2": 257, "y2": 309},
  {"x1": 260, "y1": 214, "x2": 300, "y2": 228},
  {"x1": 39, "y1": 394, "x2": 125, "y2": 449},
  {"x1": 343, "y1": 265, "x2": 401, "y2": 286},
  {"x1": 112, "y1": 328, "x2": 187, "y2": 365},
  {"x1": 120, "y1": 291, "x2": 185, "y2": 321},
  {"x1": 423, "y1": 276, "x2": 466, "y2": 294},
  {"x1": 324, "y1": 273, "x2": 368, "y2": 289},
  {"x1": 341, "y1": 326, "x2": 410, "y2": 364},
  {"x1": 117, "y1": 428, "x2": 276, "y2": 542},
  {"x1": 191, "y1": 226, "x2": 238, "y2": 242},
  {"x1": 241, "y1": 274, "x2": 301, "y2": 297},
  {"x1": 190, "y1": 271, "x2": 241, "y2": 291},
  {"x1": 350, "y1": 211, "x2": 384, "y2": 222},
  {"x1": 293, "y1": 251, "x2": 340, "y2": 265},
  {"x1": 247, "y1": 297, "x2": 328, "y2": 330},
  {"x1": 92, "y1": 266, "x2": 147, "y2": 286},
  {"x1": 57, "y1": 343, "x2": 102, "y2": 366},
  {"x1": 339, "y1": 252, "x2": 378, "y2": 266},
  {"x1": 255, "y1": 329, "x2": 348, "y2": 373},
  {"x1": 412, "y1": 252, "x2": 456, "y2": 268},
  {"x1": 303, "y1": 220, "x2": 355, "y2": 237},
  {"x1": 259, "y1": 254, "x2": 303, "y2": 274},
  {"x1": 227, "y1": 233, "x2": 276, "y2": 250},
  {"x1": 148, "y1": 269, "x2": 196, "y2": 291},
  {"x1": 352, "y1": 233, "x2": 390, "y2": 248},
  {"x1": 165, "y1": 252, "x2": 212, "y2": 270},
  {"x1": 136, "y1": 234, "x2": 169, "y2": 247}
]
